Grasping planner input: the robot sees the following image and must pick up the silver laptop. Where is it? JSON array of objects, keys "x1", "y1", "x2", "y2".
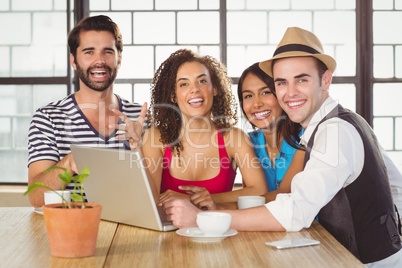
[{"x1": 70, "y1": 145, "x2": 177, "y2": 232}]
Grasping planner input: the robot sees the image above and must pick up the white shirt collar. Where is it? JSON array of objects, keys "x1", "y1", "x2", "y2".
[{"x1": 300, "y1": 96, "x2": 339, "y2": 146}]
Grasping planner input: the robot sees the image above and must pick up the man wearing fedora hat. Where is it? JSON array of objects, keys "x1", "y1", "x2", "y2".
[{"x1": 164, "y1": 27, "x2": 402, "y2": 266}]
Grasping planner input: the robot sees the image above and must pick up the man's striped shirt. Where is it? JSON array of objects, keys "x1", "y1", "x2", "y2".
[{"x1": 28, "y1": 93, "x2": 142, "y2": 196}]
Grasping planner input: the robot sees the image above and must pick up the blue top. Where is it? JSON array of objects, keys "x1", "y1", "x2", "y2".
[{"x1": 249, "y1": 129, "x2": 301, "y2": 191}]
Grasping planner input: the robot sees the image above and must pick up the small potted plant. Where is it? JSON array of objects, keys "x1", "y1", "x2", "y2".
[{"x1": 24, "y1": 166, "x2": 102, "y2": 258}]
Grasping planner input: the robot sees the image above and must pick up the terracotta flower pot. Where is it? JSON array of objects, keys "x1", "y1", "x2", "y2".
[{"x1": 42, "y1": 203, "x2": 102, "y2": 258}]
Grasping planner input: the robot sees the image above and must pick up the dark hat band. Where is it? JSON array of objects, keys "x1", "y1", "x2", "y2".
[{"x1": 273, "y1": 44, "x2": 321, "y2": 56}]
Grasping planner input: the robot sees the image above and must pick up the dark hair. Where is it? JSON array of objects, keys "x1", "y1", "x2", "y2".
[
  {"x1": 237, "y1": 63, "x2": 303, "y2": 150},
  {"x1": 67, "y1": 15, "x2": 123, "y2": 60},
  {"x1": 147, "y1": 49, "x2": 238, "y2": 157}
]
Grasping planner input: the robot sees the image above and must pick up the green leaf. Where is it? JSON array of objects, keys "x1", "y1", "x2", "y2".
[
  {"x1": 58, "y1": 172, "x2": 72, "y2": 184},
  {"x1": 24, "y1": 182, "x2": 45, "y2": 195},
  {"x1": 71, "y1": 193, "x2": 85, "y2": 203}
]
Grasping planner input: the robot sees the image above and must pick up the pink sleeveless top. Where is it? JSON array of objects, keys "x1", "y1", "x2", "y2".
[{"x1": 161, "y1": 131, "x2": 236, "y2": 195}]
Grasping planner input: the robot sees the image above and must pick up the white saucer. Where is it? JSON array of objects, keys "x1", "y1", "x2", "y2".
[
  {"x1": 176, "y1": 227, "x2": 238, "y2": 242},
  {"x1": 34, "y1": 207, "x2": 43, "y2": 215}
]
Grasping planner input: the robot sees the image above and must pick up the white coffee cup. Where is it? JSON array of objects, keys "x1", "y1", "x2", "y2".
[
  {"x1": 196, "y1": 212, "x2": 232, "y2": 236},
  {"x1": 237, "y1": 196, "x2": 265, "y2": 209},
  {"x1": 44, "y1": 190, "x2": 71, "y2": 205}
]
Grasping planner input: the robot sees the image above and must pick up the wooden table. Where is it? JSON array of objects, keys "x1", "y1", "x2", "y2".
[{"x1": 0, "y1": 207, "x2": 363, "y2": 268}]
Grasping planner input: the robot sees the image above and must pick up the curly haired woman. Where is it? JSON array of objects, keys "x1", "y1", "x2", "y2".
[{"x1": 134, "y1": 49, "x2": 268, "y2": 208}]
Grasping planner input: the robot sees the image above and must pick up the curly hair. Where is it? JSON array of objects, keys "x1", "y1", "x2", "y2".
[{"x1": 147, "y1": 49, "x2": 238, "y2": 157}]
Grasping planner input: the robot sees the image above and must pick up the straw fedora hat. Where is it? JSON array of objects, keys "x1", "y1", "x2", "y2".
[{"x1": 259, "y1": 27, "x2": 336, "y2": 77}]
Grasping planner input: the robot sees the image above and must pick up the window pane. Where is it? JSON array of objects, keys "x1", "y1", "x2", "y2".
[
  {"x1": 374, "y1": 12, "x2": 402, "y2": 44},
  {"x1": 0, "y1": 84, "x2": 66, "y2": 183},
  {"x1": 118, "y1": 46, "x2": 154, "y2": 79},
  {"x1": 89, "y1": 0, "x2": 109, "y2": 10},
  {"x1": 177, "y1": 12, "x2": 219, "y2": 44},
  {"x1": 0, "y1": 9, "x2": 68, "y2": 78},
  {"x1": 114, "y1": 84, "x2": 133, "y2": 102},
  {"x1": 395, "y1": 46, "x2": 402, "y2": 78},
  {"x1": 373, "y1": 117, "x2": 393, "y2": 150},
  {"x1": 112, "y1": 0, "x2": 153, "y2": 10},
  {"x1": 397, "y1": 118, "x2": 402, "y2": 150},
  {"x1": 227, "y1": 12, "x2": 267, "y2": 44},
  {"x1": 292, "y1": 0, "x2": 334, "y2": 9},
  {"x1": 373, "y1": 83, "x2": 402, "y2": 116},
  {"x1": 374, "y1": 46, "x2": 394, "y2": 78},
  {"x1": 329, "y1": 84, "x2": 356, "y2": 112},
  {"x1": 134, "y1": 12, "x2": 176, "y2": 44},
  {"x1": 134, "y1": 84, "x2": 152, "y2": 106},
  {"x1": 156, "y1": 0, "x2": 196, "y2": 10},
  {"x1": 373, "y1": 0, "x2": 394, "y2": 10},
  {"x1": 200, "y1": 0, "x2": 219, "y2": 9}
]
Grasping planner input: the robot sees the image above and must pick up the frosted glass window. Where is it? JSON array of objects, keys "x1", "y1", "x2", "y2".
[
  {"x1": 0, "y1": 151, "x2": 28, "y2": 183},
  {"x1": 90, "y1": 0, "x2": 110, "y2": 10},
  {"x1": 397, "y1": 118, "x2": 402, "y2": 149},
  {"x1": 114, "y1": 84, "x2": 133, "y2": 102},
  {"x1": 177, "y1": 12, "x2": 219, "y2": 44},
  {"x1": 247, "y1": 0, "x2": 289, "y2": 10},
  {"x1": 155, "y1": 46, "x2": 198, "y2": 69},
  {"x1": 246, "y1": 45, "x2": 275, "y2": 66},
  {"x1": 336, "y1": 0, "x2": 356, "y2": 9},
  {"x1": 0, "y1": 0, "x2": 9, "y2": 10},
  {"x1": 134, "y1": 12, "x2": 175, "y2": 44},
  {"x1": 12, "y1": 0, "x2": 52, "y2": 10},
  {"x1": 91, "y1": 12, "x2": 132, "y2": 45},
  {"x1": 0, "y1": 85, "x2": 32, "y2": 115},
  {"x1": 112, "y1": 0, "x2": 153, "y2": 10},
  {"x1": 200, "y1": 0, "x2": 219, "y2": 9},
  {"x1": 314, "y1": 12, "x2": 355, "y2": 44},
  {"x1": 199, "y1": 46, "x2": 220, "y2": 59},
  {"x1": 373, "y1": 118, "x2": 393, "y2": 150},
  {"x1": 0, "y1": 47, "x2": 10, "y2": 77},
  {"x1": 134, "y1": 84, "x2": 152, "y2": 106},
  {"x1": 14, "y1": 117, "x2": 31, "y2": 149},
  {"x1": 119, "y1": 46, "x2": 154, "y2": 79},
  {"x1": 54, "y1": 0, "x2": 67, "y2": 10},
  {"x1": 33, "y1": 13, "x2": 66, "y2": 45},
  {"x1": 227, "y1": 12, "x2": 267, "y2": 44},
  {"x1": 329, "y1": 84, "x2": 356, "y2": 112},
  {"x1": 268, "y1": 12, "x2": 312, "y2": 43},
  {"x1": 292, "y1": 0, "x2": 334, "y2": 10},
  {"x1": 0, "y1": 13, "x2": 31, "y2": 45},
  {"x1": 335, "y1": 43, "x2": 356, "y2": 76},
  {"x1": 397, "y1": 0, "x2": 402, "y2": 9},
  {"x1": 396, "y1": 46, "x2": 402, "y2": 78},
  {"x1": 33, "y1": 85, "x2": 67, "y2": 110},
  {"x1": 373, "y1": 83, "x2": 402, "y2": 116},
  {"x1": 12, "y1": 46, "x2": 59, "y2": 77},
  {"x1": 156, "y1": 0, "x2": 196, "y2": 10},
  {"x1": 0, "y1": 118, "x2": 11, "y2": 149},
  {"x1": 374, "y1": 46, "x2": 394, "y2": 78},
  {"x1": 374, "y1": 12, "x2": 402, "y2": 44},
  {"x1": 373, "y1": 0, "x2": 394, "y2": 10},
  {"x1": 227, "y1": 46, "x2": 246, "y2": 77},
  {"x1": 227, "y1": 0, "x2": 245, "y2": 10}
]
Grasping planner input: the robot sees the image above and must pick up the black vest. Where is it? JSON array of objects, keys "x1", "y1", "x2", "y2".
[{"x1": 303, "y1": 104, "x2": 401, "y2": 264}]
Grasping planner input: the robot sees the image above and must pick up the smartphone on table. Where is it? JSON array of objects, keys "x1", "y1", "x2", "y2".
[{"x1": 265, "y1": 238, "x2": 320, "y2": 249}]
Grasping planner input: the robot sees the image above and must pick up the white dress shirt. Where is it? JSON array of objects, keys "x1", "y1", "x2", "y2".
[{"x1": 265, "y1": 96, "x2": 402, "y2": 267}]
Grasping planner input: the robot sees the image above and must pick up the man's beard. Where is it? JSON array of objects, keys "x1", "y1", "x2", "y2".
[{"x1": 75, "y1": 62, "x2": 117, "y2": 92}]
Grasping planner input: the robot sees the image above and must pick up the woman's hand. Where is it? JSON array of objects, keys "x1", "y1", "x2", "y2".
[
  {"x1": 111, "y1": 102, "x2": 147, "y2": 150},
  {"x1": 158, "y1": 189, "x2": 189, "y2": 205},
  {"x1": 179, "y1": 186, "x2": 218, "y2": 210}
]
